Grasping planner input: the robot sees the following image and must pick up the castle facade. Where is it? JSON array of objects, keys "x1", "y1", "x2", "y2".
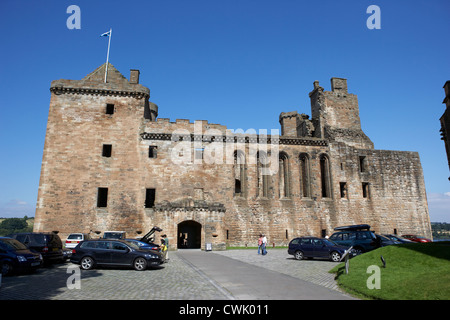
[{"x1": 34, "y1": 63, "x2": 432, "y2": 249}]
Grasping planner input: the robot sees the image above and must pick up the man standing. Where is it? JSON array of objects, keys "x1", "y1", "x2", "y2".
[{"x1": 262, "y1": 234, "x2": 267, "y2": 255}]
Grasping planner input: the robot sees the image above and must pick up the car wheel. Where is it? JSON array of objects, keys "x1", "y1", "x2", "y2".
[
  {"x1": 294, "y1": 251, "x2": 304, "y2": 260},
  {"x1": 80, "y1": 256, "x2": 95, "y2": 270},
  {"x1": 330, "y1": 251, "x2": 341, "y2": 262},
  {"x1": 1, "y1": 262, "x2": 13, "y2": 276},
  {"x1": 133, "y1": 257, "x2": 147, "y2": 271}
]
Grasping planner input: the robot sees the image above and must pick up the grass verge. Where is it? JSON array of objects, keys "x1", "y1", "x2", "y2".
[{"x1": 329, "y1": 242, "x2": 450, "y2": 300}]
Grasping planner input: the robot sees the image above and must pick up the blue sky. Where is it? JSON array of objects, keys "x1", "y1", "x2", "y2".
[{"x1": 0, "y1": 0, "x2": 449, "y2": 222}]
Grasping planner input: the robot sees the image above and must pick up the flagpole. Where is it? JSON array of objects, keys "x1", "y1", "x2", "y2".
[{"x1": 104, "y1": 28, "x2": 112, "y2": 83}]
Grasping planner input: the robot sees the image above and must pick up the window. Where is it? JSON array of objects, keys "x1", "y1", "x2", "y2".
[
  {"x1": 234, "y1": 150, "x2": 246, "y2": 196},
  {"x1": 279, "y1": 152, "x2": 290, "y2": 198},
  {"x1": 340, "y1": 182, "x2": 348, "y2": 198},
  {"x1": 102, "y1": 144, "x2": 112, "y2": 157},
  {"x1": 145, "y1": 188, "x2": 156, "y2": 208},
  {"x1": 97, "y1": 188, "x2": 108, "y2": 207},
  {"x1": 257, "y1": 151, "x2": 269, "y2": 197},
  {"x1": 112, "y1": 242, "x2": 128, "y2": 251},
  {"x1": 195, "y1": 148, "x2": 204, "y2": 160},
  {"x1": 106, "y1": 104, "x2": 115, "y2": 115},
  {"x1": 299, "y1": 153, "x2": 310, "y2": 198},
  {"x1": 149, "y1": 146, "x2": 157, "y2": 158},
  {"x1": 359, "y1": 156, "x2": 367, "y2": 172},
  {"x1": 362, "y1": 182, "x2": 370, "y2": 198},
  {"x1": 320, "y1": 154, "x2": 331, "y2": 198},
  {"x1": 300, "y1": 238, "x2": 312, "y2": 245}
]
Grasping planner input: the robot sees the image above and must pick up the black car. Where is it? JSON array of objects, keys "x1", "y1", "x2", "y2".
[
  {"x1": 288, "y1": 237, "x2": 355, "y2": 262},
  {"x1": 8, "y1": 232, "x2": 64, "y2": 263},
  {"x1": 329, "y1": 224, "x2": 377, "y2": 254},
  {"x1": 0, "y1": 237, "x2": 43, "y2": 275},
  {"x1": 70, "y1": 239, "x2": 164, "y2": 271}
]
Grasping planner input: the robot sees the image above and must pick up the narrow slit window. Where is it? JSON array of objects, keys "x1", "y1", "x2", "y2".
[
  {"x1": 102, "y1": 144, "x2": 112, "y2": 157},
  {"x1": 97, "y1": 188, "x2": 108, "y2": 207},
  {"x1": 340, "y1": 182, "x2": 347, "y2": 198},
  {"x1": 106, "y1": 104, "x2": 115, "y2": 115},
  {"x1": 359, "y1": 156, "x2": 366, "y2": 172},
  {"x1": 145, "y1": 188, "x2": 156, "y2": 208},
  {"x1": 362, "y1": 182, "x2": 370, "y2": 198},
  {"x1": 149, "y1": 146, "x2": 157, "y2": 158}
]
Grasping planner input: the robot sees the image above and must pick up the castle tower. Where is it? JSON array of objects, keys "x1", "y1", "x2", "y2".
[
  {"x1": 34, "y1": 63, "x2": 155, "y2": 235},
  {"x1": 308, "y1": 77, "x2": 374, "y2": 149}
]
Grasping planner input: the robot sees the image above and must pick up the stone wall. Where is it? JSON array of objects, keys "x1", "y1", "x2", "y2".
[{"x1": 34, "y1": 65, "x2": 432, "y2": 250}]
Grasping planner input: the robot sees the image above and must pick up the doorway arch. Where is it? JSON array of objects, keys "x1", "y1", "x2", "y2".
[{"x1": 177, "y1": 220, "x2": 202, "y2": 249}]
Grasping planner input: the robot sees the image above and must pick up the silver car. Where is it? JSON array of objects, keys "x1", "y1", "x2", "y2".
[{"x1": 65, "y1": 233, "x2": 91, "y2": 249}]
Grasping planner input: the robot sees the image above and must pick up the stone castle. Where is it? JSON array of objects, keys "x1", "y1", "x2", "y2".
[{"x1": 34, "y1": 63, "x2": 432, "y2": 249}]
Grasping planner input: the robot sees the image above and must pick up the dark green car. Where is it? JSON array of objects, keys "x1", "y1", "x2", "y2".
[{"x1": 328, "y1": 224, "x2": 377, "y2": 254}]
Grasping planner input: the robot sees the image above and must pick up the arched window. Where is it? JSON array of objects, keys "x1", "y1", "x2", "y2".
[
  {"x1": 234, "y1": 150, "x2": 246, "y2": 196},
  {"x1": 279, "y1": 152, "x2": 290, "y2": 198},
  {"x1": 299, "y1": 153, "x2": 311, "y2": 198},
  {"x1": 320, "y1": 154, "x2": 331, "y2": 198},
  {"x1": 257, "y1": 151, "x2": 269, "y2": 198}
]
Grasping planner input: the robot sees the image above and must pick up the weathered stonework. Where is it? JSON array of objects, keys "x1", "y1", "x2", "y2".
[{"x1": 34, "y1": 64, "x2": 432, "y2": 250}]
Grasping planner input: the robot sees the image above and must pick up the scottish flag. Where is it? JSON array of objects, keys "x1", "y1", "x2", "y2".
[{"x1": 100, "y1": 30, "x2": 111, "y2": 37}]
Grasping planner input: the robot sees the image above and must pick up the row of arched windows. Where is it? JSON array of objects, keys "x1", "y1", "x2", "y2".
[{"x1": 233, "y1": 151, "x2": 332, "y2": 199}]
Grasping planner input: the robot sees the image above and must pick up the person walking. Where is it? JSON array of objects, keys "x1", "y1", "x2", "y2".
[
  {"x1": 261, "y1": 234, "x2": 267, "y2": 255},
  {"x1": 257, "y1": 234, "x2": 263, "y2": 254},
  {"x1": 161, "y1": 234, "x2": 169, "y2": 261}
]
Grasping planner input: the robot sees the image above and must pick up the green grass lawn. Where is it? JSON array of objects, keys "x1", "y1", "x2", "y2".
[{"x1": 330, "y1": 242, "x2": 450, "y2": 300}]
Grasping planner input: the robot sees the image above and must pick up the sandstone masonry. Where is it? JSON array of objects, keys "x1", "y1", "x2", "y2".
[{"x1": 34, "y1": 63, "x2": 432, "y2": 250}]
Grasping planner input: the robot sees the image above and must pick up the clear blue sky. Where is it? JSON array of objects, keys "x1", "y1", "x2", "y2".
[{"x1": 0, "y1": 0, "x2": 449, "y2": 222}]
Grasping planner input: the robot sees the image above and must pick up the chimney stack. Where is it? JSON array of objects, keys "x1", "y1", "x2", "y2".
[{"x1": 130, "y1": 69, "x2": 140, "y2": 84}]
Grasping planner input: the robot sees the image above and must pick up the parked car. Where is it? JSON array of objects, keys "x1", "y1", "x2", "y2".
[
  {"x1": 401, "y1": 234, "x2": 432, "y2": 243},
  {"x1": 329, "y1": 224, "x2": 377, "y2": 254},
  {"x1": 102, "y1": 231, "x2": 126, "y2": 240},
  {"x1": 8, "y1": 232, "x2": 64, "y2": 263},
  {"x1": 136, "y1": 226, "x2": 162, "y2": 251},
  {"x1": 383, "y1": 234, "x2": 414, "y2": 243},
  {"x1": 65, "y1": 233, "x2": 91, "y2": 249},
  {"x1": 373, "y1": 234, "x2": 398, "y2": 247},
  {"x1": 0, "y1": 237, "x2": 43, "y2": 275},
  {"x1": 70, "y1": 239, "x2": 164, "y2": 271},
  {"x1": 288, "y1": 237, "x2": 355, "y2": 262},
  {"x1": 125, "y1": 239, "x2": 160, "y2": 251}
]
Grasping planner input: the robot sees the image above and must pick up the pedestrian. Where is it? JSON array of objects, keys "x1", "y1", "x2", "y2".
[
  {"x1": 257, "y1": 234, "x2": 263, "y2": 254},
  {"x1": 262, "y1": 234, "x2": 268, "y2": 255},
  {"x1": 163, "y1": 234, "x2": 169, "y2": 261}
]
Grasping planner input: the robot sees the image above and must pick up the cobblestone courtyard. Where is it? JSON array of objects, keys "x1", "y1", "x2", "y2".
[{"x1": 0, "y1": 249, "x2": 348, "y2": 300}]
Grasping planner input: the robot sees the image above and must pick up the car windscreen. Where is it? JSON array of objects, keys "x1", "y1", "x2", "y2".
[
  {"x1": 323, "y1": 239, "x2": 339, "y2": 246},
  {"x1": 0, "y1": 238, "x2": 28, "y2": 250},
  {"x1": 68, "y1": 234, "x2": 83, "y2": 240}
]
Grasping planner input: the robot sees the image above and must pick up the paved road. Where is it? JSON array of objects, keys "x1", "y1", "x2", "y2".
[{"x1": 0, "y1": 249, "x2": 354, "y2": 300}]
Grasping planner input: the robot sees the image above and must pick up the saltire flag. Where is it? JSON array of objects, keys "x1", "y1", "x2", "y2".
[{"x1": 100, "y1": 30, "x2": 111, "y2": 37}]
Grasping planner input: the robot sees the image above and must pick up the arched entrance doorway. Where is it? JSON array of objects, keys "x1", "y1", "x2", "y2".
[{"x1": 177, "y1": 220, "x2": 201, "y2": 249}]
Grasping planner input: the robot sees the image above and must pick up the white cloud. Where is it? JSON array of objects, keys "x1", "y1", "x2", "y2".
[
  {"x1": 427, "y1": 192, "x2": 450, "y2": 223},
  {"x1": 0, "y1": 199, "x2": 35, "y2": 218}
]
